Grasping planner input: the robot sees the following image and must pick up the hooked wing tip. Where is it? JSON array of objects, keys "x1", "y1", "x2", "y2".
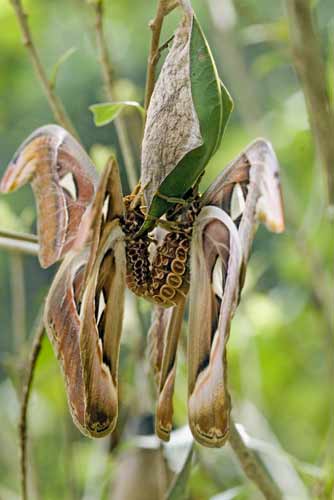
[
  {"x1": 0, "y1": 163, "x2": 17, "y2": 193},
  {"x1": 258, "y1": 205, "x2": 285, "y2": 234},
  {"x1": 269, "y1": 220, "x2": 285, "y2": 233},
  {"x1": 265, "y1": 215, "x2": 285, "y2": 234}
]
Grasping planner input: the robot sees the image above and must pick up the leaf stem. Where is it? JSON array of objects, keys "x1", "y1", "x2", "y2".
[
  {"x1": 94, "y1": 0, "x2": 138, "y2": 190},
  {"x1": 144, "y1": 0, "x2": 179, "y2": 111},
  {"x1": 229, "y1": 419, "x2": 282, "y2": 500},
  {"x1": 9, "y1": 0, "x2": 79, "y2": 139}
]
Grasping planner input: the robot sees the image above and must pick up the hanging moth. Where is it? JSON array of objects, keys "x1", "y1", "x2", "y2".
[
  {"x1": 0, "y1": 0, "x2": 285, "y2": 446},
  {"x1": 1, "y1": 126, "x2": 126, "y2": 438},
  {"x1": 148, "y1": 139, "x2": 284, "y2": 447}
]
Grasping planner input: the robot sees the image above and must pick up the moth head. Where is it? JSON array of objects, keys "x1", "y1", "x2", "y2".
[{"x1": 253, "y1": 140, "x2": 285, "y2": 234}]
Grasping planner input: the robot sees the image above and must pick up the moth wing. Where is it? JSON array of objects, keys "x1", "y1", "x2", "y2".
[
  {"x1": 148, "y1": 301, "x2": 186, "y2": 441},
  {"x1": 77, "y1": 158, "x2": 124, "y2": 289},
  {"x1": 0, "y1": 125, "x2": 98, "y2": 267},
  {"x1": 44, "y1": 157, "x2": 126, "y2": 438},
  {"x1": 77, "y1": 159, "x2": 125, "y2": 437},
  {"x1": 44, "y1": 249, "x2": 90, "y2": 436},
  {"x1": 202, "y1": 139, "x2": 284, "y2": 240},
  {"x1": 79, "y1": 219, "x2": 126, "y2": 437},
  {"x1": 187, "y1": 206, "x2": 242, "y2": 447},
  {"x1": 147, "y1": 306, "x2": 170, "y2": 388}
]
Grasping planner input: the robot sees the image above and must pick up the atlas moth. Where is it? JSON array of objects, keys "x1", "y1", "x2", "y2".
[{"x1": 0, "y1": 124, "x2": 284, "y2": 446}]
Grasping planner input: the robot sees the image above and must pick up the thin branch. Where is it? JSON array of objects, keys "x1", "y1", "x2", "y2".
[
  {"x1": 9, "y1": 0, "x2": 79, "y2": 139},
  {"x1": 0, "y1": 230, "x2": 38, "y2": 254},
  {"x1": 229, "y1": 419, "x2": 282, "y2": 500},
  {"x1": 0, "y1": 236, "x2": 39, "y2": 256},
  {"x1": 94, "y1": 0, "x2": 138, "y2": 190},
  {"x1": 0, "y1": 228, "x2": 38, "y2": 243},
  {"x1": 144, "y1": 0, "x2": 179, "y2": 110},
  {"x1": 19, "y1": 310, "x2": 45, "y2": 500},
  {"x1": 286, "y1": 0, "x2": 334, "y2": 208}
]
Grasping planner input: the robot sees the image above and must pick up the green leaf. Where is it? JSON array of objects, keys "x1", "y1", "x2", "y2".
[
  {"x1": 139, "y1": 13, "x2": 233, "y2": 234},
  {"x1": 49, "y1": 47, "x2": 77, "y2": 89},
  {"x1": 165, "y1": 445, "x2": 194, "y2": 500},
  {"x1": 90, "y1": 101, "x2": 145, "y2": 126}
]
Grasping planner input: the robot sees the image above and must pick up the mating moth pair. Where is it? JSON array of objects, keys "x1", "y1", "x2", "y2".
[{"x1": 0, "y1": 2, "x2": 284, "y2": 447}]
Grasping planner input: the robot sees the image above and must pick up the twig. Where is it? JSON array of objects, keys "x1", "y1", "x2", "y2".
[
  {"x1": 144, "y1": 0, "x2": 179, "y2": 110},
  {"x1": 94, "y1": 0, "x2": 138, "y2": 190},
  {"x1": 0, "y1": 230, "x2": 38, "y2": 255},
  {"x1": 286, "y1": 0, "x2": 334, "y2": 207},
  {"x1": 0, "y1": 236, "x2": 39, "y2": 256},
  {"x1": 19, "y1": 309, "x2": 45, "y2": 500},
  {"x1": 229, "y1": 419, "x2": 282, "y2": 500},
  {"x1": 0, "y1": 228, "x2": 38, "y2": 243},
  {"x1": 9, "y1": 0, "x2": 78, "y2": 139}
]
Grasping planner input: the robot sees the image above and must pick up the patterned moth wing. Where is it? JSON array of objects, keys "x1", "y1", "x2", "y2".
[
  {"x1": 0, "y1": 125, "x2": 98, "y2": 267},
  {"x1": 202, "y1": 139, "x2": 285, "y2": 264},
  {"x1": 148, "y1": 300, "x2": 186, "y2": 441},
  {"x1": 148, "y1": 306, "x2": 170, "y2": 389},
  {"x1": 187, "y1": 206, "x2": 242, "y2": 447},
  {"x1": 185, "y1": 139, "x2": 285, "y2": 447},
  {"x1": 45, "y1": 160, "x2": 126, "y2": 437}
]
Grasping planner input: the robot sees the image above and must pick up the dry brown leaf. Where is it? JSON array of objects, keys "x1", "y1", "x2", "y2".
[{"x1": 141, "y1": 8, "x2": 203, "y2": 208}]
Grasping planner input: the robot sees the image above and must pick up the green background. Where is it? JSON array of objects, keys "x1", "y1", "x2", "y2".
[{"x1": 0, "y1": 1, "x2": 333, "y2": 498}]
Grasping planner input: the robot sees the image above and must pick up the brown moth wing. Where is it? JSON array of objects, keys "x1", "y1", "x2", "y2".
[
  {"x1": 44, "y1": 249, "x2": 90, "y2": 435},
  {"x1": 153, "y1": 299, "x2": 186, "y2": 441},
  {"x1": 76, "y1": 158, "x2": 124, "y2": 291},
  {"x1": 147, "y1": 306, "x2": 169, "y2": 388},
  {"x1": 45, "y1": 220, "x2": 126, "y2": 438},
  {"x1": 0, "y1": 125, "x2": 98, "y2": 268},
  {"x1": 44, "y1": 157, "x2": 126, "y2": 438},
  {"x1": 79, "y1": 219, "x2": 126, "y2": 437},
  {"x1": 202, "y1": 139, "x2": 285, "y2": 252},
  {"x1": 188, "y1": 206, "x2": 242, "y2": 447},
  {"x1": 75, "y1": 159, "x2": 125, "y2": 436}
]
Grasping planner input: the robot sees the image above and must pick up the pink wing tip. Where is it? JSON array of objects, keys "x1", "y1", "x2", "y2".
[
  {"x1": 268, "y1": 217, "x2": 285, "y2": 234},
  {"x1": 0, "y1": 164, "x2": 16, "y2": 193}
]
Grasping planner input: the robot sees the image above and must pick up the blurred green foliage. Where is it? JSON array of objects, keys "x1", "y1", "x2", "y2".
[{"x1": 0, "y1": 1, "x2": 333, "y2": 499}]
